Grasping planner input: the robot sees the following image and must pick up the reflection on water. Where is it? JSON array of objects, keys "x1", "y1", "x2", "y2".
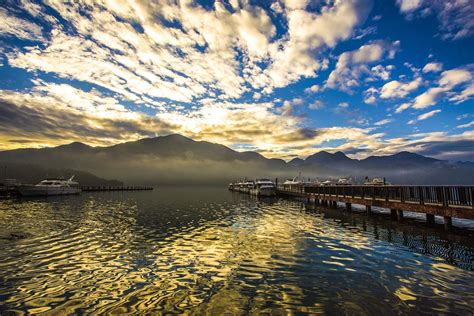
[{"x1": 0, "y1": 187, "x2": 473, "y2": 314}]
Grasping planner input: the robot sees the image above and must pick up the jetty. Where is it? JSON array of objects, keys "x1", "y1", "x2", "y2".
[
  {"x1": 81, "y1": 185, "x2": 153, "y2": 192},
  {"x1": 277, "y1": 185, "x2": 474, "y2": 229}
]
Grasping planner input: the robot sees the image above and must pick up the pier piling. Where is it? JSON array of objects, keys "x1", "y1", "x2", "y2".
[
  {"x1": 396, "y1": 210, "x2": 404, "y2": 221},
  {"x1": 444, "y1": 216, "x2": 452, "y2": 230},
  {"x1": 426, "y1": 213, "x2": 435, "y2": 224}
]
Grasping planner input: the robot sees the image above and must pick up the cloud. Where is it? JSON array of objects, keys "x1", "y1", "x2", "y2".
[
  {"x1": 250, "y1": 0, "x2": 373, "y2": 92},
  {"x1": 367, "y1": 64, "x2": 394, "y2": 81},
  {"x1": 326, "y1": 40, "x2": 399, "y2": 92},
  {"x1": 0, "y1": 7, "x2": 44, "y2": 41},
  {"x1": 396, "y1": 0, "x2": 474, "y2": 40},
  {"x1": 457, "y1": 121, "x2": 474, "y2": 128},
  {"x1": 449, "y1": 84, "x2": 474, "y2": 104},
  {"x1": 422, "y1": 62, "x2": 443, "y2": 73},
  {"x1": 338, "y1": 102, "x2": 349, "y2": 108},
  {"x1": 308, "y1": 100, "x2": 324, "y2": 110},
  {"x1": 363, "y1": 87, "x2": 378, "y2": 104},
  {"x1": 395, "y1": 103, "x2": 411, "y2": 113},
  {"x1": 409, "y1": 109, "x2": 442, "y2": 125},
  {"x1": 438, "y1": 68, "x2": 472, "y2": 89},
  {"x1": 413, "y1": 87, "x2": 445, "y2": 109},
  {"x1": 2, "y1": 0, "x2": 376, "y2": 104},
  {"x1": 396, "y1": 0, "x2": 423, "y2": 13},
  {"x1": 374, "y1": 118, "x2": 392, "y2": 126},
  {"x1": 412, "y1": 66, "x2": 472, "y2": 109},
  {"x1": 380, "y1": 77, "x2": 423, "y2": 99},
  {"x1": 0, "y1": 85, "x2": 176, "y2": 148},
  {"x1": 304, "y1": 85, "x2": 320, "y2": 93}
]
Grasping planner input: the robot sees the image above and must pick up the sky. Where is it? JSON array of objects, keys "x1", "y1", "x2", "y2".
[{"x1": 0, "y1": 0, "x2": 473, "y2": 161}]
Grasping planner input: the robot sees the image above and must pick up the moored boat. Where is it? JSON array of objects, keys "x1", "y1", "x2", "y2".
[
  {"x1": 18, "y1": 176, "x2": 82, "y2": 196},
  {"x1": 364, "y1": 177, "x2": 389, "y2": 185},
  {"x1": 250, "y1": 179, "x2": 276, "y2": 196}
]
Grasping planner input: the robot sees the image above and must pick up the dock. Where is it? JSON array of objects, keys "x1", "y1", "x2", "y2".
[
  {"x1": 276, "y1": 185, "x2": 474, "y2": 229},
  {"x1": 81, "y1": 185, "x2": 153, "y2": 192}
]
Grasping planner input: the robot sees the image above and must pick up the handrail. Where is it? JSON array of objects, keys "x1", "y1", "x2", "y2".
[{"x1": 277, "y1": 185, "x2": 474, "y2": 208}]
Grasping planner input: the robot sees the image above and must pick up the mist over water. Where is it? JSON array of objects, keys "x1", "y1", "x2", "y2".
[{"x1": 0, "y1": 187, "x2": 473, "y2": 314}]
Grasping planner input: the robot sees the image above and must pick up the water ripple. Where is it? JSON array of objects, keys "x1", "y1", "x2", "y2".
[{"x1": 0, "y1": 187, "x2": 473, "y2": 314}]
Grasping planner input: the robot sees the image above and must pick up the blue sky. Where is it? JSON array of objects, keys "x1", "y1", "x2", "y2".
[{"x1": 0, "y1": 0, "x2": 473, "y2": 161}]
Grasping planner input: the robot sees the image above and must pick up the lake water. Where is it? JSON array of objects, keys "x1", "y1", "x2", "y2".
[{"x1": 0, "y1": 187, "x2": 473, "y2": 314}]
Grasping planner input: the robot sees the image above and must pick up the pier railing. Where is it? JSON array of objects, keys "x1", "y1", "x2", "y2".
[
  {"x1": 295, "y1": 185, "x2": 474, "y2": 208},
  {"x1": 81, "y1": 186, "x2": 153, "y2": 191}
]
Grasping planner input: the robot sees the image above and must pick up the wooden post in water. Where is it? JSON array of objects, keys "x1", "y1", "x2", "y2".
[
  {"x1": 426, "y1": 213, "x2": 435, "y2": 224},
  {"x1": 444, "y1": 216, "x2": 452, "y2": 230},
  {"x1": 345, "y1": 202, "x2": 351, "y2": 211},
  {"x1": 396, "y1": 209, "x2": 404, "y2": 221},
  {"x1": 366, "y1": 205, "x2": 371, "y2": 214},
  {"x1": 390, "y1": 209, "x2": 397, "y2": 218}
]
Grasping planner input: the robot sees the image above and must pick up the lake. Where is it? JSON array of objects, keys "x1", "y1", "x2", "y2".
[{"x1": 0, "y1": 187, "x2": 473, "y2": 314}]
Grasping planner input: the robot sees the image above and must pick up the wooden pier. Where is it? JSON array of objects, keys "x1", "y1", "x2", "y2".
[
  {"x1": 276, "y1": 185, "x2": 474, "y2": 229},
  {"x1": 80, "y1": 185, "x2": 153, "y2": 192}
]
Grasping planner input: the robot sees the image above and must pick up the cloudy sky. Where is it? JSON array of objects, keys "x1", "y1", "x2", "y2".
[{"x1": 0, "y1": 0, "x2": 473, "y2": 161}]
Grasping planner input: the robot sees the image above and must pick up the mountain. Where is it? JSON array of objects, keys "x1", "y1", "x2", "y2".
[
  {"x1": 292, "y1": 150, "x2": 473, "y2": 185},
  {"x1": 0, "y1": 134, "x2": 472, "y2": 185},
  {"x1": 0, "y1": 163, "x2": 122, "y2": 186}
]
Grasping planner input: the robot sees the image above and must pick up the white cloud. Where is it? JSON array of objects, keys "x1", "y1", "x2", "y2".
[
  {"x1": 449, "y1": 84, "x2": 474, "y2": 104},
  {"x1": 438, "y1": 68, "x2": 472, "y2": 89},
  {"x1": 413, "y1": 87, "x2": 445, "y2": 109},
  {"x1": 368, "y1": 64, "x2": 394, "y2": 81},
  {"x1": 0, "y1": 7, "x2": 44, "y2": 41},
  {"x1": 418, "y1": 109, "x2": 441, "y2": 121},
  {"x1": 380, "y1": 77, "x2": 423, "y2": 99},
  {"x1": 3, "y1": 0, "x2": 376, "y2": 104},
  {"x1": 251, "y1": 0, "x2": 373, "y2": 92},
  {"x1": 457, "y1": 121, "x2": 474, "y2": 128},
  {"x1": 364, "y1": 87, "x2": 378, "y2": 104},
  {"x1": 422, "y1": 62, "x2": 443, "y2": 73},
  {"x1": 374, "y1": 118, "x2": 392, "y2": 126},
  {"x1": 412, "y1": 66, "x2": 473, "y2": 109},
  {"x1": 309, "y1": 100, "x2": 324, "y2": 110},
  {"x1": 397, "y1": 0, "x2": 423, "y2": 13},
  {"x1": 397, "y1": 0, "x2": 474, "y2": 40},
  {"x1": 395, "y1": 103, "x2": 411, "y2": 113},
  {"x1": 304, "y1": 85, "x2": 320, "y2": 93},
  {"x1": 338, "y1": 102, "x2": 349, "y2": 108},
  {"x1": 326, "y1": 41, "x2": 399, "y2": 92}
]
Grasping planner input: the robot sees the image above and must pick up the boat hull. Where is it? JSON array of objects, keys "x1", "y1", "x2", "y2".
[
  {"x1": 258, "y1": 187, "x2": 276, "y2": 196},
  {"x1": 18, "y1": 185, "x2": 82, "y2": 197}
]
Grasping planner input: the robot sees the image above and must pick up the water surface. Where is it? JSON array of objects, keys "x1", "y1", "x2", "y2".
[{"x1": 0, "y1": 187, "x2": 473, "y2": 314}]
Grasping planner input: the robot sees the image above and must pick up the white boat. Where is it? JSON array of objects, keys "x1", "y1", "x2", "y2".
[
  {"x1": 336, "y1": 177, "x2": 353, "y2": 185},
  {"x1": 320, "y1": 180, "x2": 333, "y2": 186},
  {"x1": 250, "y1": 179, "x2": 276, "y2": 196},
  {"x1": 18, "y1": 176, "x2": 82, "y2": 196},
  {"x1": 283, "y1": 175, "x2": 310, "y2": 190},
  {"x1": 364, "y1": 178, "x2": 388, "y2": 186}
]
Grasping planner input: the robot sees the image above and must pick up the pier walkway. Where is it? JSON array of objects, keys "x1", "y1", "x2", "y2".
[{"x1": 276, "y1": 185, "x2": 474, "y2": 228}]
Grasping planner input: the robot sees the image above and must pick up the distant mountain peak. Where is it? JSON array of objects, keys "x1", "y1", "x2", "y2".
[
  {"x1": 305, "y1": 150, "x2": 351, "y2": 163},
  {"x1": 59, "y1": 141, "x2": 90, "y2": 149}
]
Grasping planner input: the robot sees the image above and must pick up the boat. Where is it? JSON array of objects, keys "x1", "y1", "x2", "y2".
[
  {"x1": 18, "y1": 176, "x2": 82, "y2": 196},
  {"x1": 250, "y1": 179, "x2": 276, "y2": 196},
  {"x1": 242, "y1": 180, "x2": 255, "y2": 194},
  {"x1": 336, "y1": 177, "x2": 353, "y2": 185},
  {"x1": 364, "y1": 177, "x2": 389, "y2": 186},
  {"x1": 283, "y1": 175, "x2": 311, "y2": 190},
  {"x1": 320, "y1": 180, "x2": 333, "y2": 186}
]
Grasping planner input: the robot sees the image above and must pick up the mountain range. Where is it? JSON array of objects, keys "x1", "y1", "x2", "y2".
[{"x1": 0, "y1": 134, "x2": 472, "y2": 185}]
